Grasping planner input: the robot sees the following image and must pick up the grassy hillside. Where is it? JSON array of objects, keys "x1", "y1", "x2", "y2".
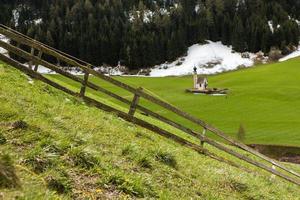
[
  {"x1": 48, "y1": 57, "x2": 300, "y2": 146},
  {"x1": 1, "y1": 63, "x2": 300, "y2": 199}
]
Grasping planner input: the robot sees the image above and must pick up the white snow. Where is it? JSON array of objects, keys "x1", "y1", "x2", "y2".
[
  {"x1": 268, "y1": 21, "x2": 281, "y2": 33},
  {"x1": 36, "y1": 65, "x2": 57, "y2": 74},
  {"x1": 279, "y1": 46, "x2": 300, "y2": 62},
  {"x1": 34, "y1": 65, "x2": 125, "y2": 76},
  {"x1": 12, "y1": 9, "x2": 20, "y2": 27},
  {"x1": 268, "y1": 21, "x2": 274, "y2": 33},
  {"x1": 129, "y1": 10, "x2": 154, "y2": 23},
  {"x1": 150, "y1": 41, "x2": 254, "y2": 77},
  {"x1": 0, "y1": 34, "x2": 9, "y2": 55},
  {"x1": 34, "y1": 18, "x2": 43, "y2": 25},
  {"x1": 195, "y1": 5, "x2": 200, "y2": 13},
  {"x1": 94, "y1": 66, "x2": 125, "y2": 76}
]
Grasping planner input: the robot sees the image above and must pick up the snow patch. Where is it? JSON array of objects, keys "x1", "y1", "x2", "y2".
[
  {"x1": 129, "y1": 10, "x2": 155, "y2": 23},
  {"x1": 12, "y1": 9, "x2": 20, "y2": 27},
  {"x1": 93, "y1": 65, "x2": 125, "y2": 76},
  {"x1": 279, "y1": 46, "x2": 300, "y2": 62},
  {"x1": 35, "y1": 64, "x2": 125, "y2": 76},
  {"x1": 195, "y1": 5, "x2": 200, "y2": 13},
  {"x1": 0, "y1": 34, "x2": 9, "y2": 55},
  {"x1": 268, "y1": 21, "x2": 274, "y2": 33},
  {"x1": 150, "y1": 41, "x2": 254, "y2": 77},
  {"x1": 268, "y1": 21, "x2": 281, "y2": 33},
  {"x1": 34, "y1": 18, "x2": 43, "y2": 25}
]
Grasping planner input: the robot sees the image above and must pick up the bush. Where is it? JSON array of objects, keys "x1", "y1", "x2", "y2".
[
  {"x1": 0, "y1": 154, "x2": 20, "y2": 188},
  {"x1": 269, "y1": 47, "x2": 282, "y2": 61}
]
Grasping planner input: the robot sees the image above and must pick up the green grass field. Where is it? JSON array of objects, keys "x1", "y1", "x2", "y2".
[
  {"x1": 47, "y1": 57, "x2": 300, "y2": 147},
  {"x1": 1, "y1": 61, "x2": 300, "y2": 199}
]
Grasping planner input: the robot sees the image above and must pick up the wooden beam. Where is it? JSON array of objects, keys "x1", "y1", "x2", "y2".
[
  {"x1": 128, "y1": 88, "x2": 142, "y2": 116},
  {"x1": 201, "y1": 128, "x2": 206, "y2": 147},
  {"x1": 79, "y1": 71, "x2": 89, "y2": 97},
  {"x1": 0, "y1": 40, "x2": 84, "y2": 84},
  {"x1": 34, "y1": 51, "x2": 42, "y2": 72},
  {"x1": 196, "y1": 132, "x2": 300, "y2": 186},
  {"x1": 0, "y1": 54, "x2": 76, "y2": 96},
  {"x1": 28, "y1": 47, "x2": 34, "y2": 70}
]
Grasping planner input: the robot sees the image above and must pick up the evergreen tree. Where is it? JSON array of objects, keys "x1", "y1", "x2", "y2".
[{"x1": 0, "y1": 0, "x2": 298, "y2": 70}]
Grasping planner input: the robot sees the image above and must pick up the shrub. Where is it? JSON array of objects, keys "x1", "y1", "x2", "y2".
[
  {"x1": 0, "y1": 154, "x2": 20, "y2": 188},
  {"x1": 269, "y1": 47, "x2": 282, "y2": 61}
]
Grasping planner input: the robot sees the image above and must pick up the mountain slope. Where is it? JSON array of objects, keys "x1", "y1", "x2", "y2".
[
  {"x1": 1, "y1": 62, "x2": 300, "y2": 199},
  {"x1": 1, "y1": 0, "x2": 299, "y2": 69}
]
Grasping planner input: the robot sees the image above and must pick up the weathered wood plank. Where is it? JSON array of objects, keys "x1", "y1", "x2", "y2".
[
  {"x1": 196, "y1": 132, "x2": 300, "y2": 186},
  {"x1": 0, "y1": 54, "x2": 76, "y2": 96},
  {"x1": 28, "y1": 47, "x2": 34, "y2": 69},
  {"x1": 34, "y1": 51, "x2": 42, "y2": 72},
  {"x1": 0, "y1": 40, "x2": 84, "y2": 84},
  {"x1": 128, "y1": 88, "x2": 142, "y2": 116},
  {"x1": 79, "y1": 71, "x2": 89, "y2": 97},
  {"x1": 0, "y1": 24, "x2": 89, "y2": 66},
  {"x1": 201, "y1": 128, "x2": 206, "y2": 147}
]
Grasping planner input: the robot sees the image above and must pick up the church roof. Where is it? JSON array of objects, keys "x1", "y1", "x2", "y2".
[{"x1": 197, "y1": 76, "x2": 207, "y2": 84}]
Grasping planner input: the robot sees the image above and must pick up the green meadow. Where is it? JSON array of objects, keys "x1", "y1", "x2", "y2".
[
  {"x1": 47, "y1": 57, "x2": 300, "y2": 147},
  {"x1": 1, "y1": 61, "x2": 300, "y2": 199}
]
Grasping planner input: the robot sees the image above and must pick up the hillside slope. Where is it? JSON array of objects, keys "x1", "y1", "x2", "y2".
[{"x1": 1, "y1": 62, "x2": 300, "y2": 199}]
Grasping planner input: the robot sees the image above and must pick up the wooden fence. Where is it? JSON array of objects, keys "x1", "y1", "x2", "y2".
[{"x1": 0, "y1": 24, "x2": 300, "y2": 186}]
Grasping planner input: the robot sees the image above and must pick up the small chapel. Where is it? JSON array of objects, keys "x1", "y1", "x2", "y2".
[{"x1": 193, "y1": 67, "x2": 208, "y2": 90}]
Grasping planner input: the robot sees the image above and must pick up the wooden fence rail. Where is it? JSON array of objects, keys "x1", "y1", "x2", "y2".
[{"x1": 0, "y1": 24, "x2": 300, "y2": 186}]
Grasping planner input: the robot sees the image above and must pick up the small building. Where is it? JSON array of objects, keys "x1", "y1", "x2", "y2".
[
  {"x1": 196, "y1": 76, "x2": 208, "y2": 90},
  {"x1": 193, "y1": 67, "x2": 208, "y2": 90},
  {"x1": 186, "y1": 67, "x2": 227, "y2": 94}
]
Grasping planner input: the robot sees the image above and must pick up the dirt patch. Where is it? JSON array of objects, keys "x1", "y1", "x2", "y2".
[{"x1": 248, "y1": 144, "x2": 300, "y2": 164}]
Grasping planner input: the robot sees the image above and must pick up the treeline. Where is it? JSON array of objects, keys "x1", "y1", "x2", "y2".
[{"x1": 0, "y1": 0, "x2": 299, "y2": 69}]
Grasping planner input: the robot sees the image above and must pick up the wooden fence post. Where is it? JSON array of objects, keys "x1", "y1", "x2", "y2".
[
  {"x1": 57, "y1": 58, "x2": 61, "y2": 67},
  {"x1": 128, "y1": 87, "x2": 143, "y2": 116},
  {"x1": 34, "y1": 51, "x2": 42, "y2": 72},
  {"x1": 79, "y1": 71, "x2": 90, "y2": 97},
  {"x1": 28, "y1": 47, "x2": 35, "y2": 70},
  {"x1": 201, "y1": 128, "x2": 206, "y2": 146}
]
